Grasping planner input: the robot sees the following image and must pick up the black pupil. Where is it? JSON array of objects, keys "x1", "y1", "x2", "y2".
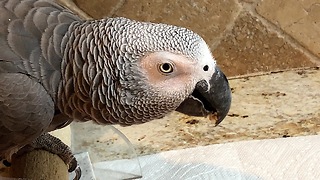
[
  {"x1": 203, "y1": 65, "x2": 209, "y2": 71},
  {"x1": 162, "y1": 63, "x2": 171, "y2": 71}
]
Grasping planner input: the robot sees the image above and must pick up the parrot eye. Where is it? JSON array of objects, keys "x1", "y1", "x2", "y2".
[
  {"x1": 159, "y1": 62, "x2": 174, "y2": 74},
  {"x1": 203, "y1": 65, "x2": 209, "y2": 71}
]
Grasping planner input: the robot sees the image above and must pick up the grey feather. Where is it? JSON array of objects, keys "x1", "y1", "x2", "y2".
[
  {"x1": 0, "y1": 0, "x2": 80, "y2": 158},
  {"x1": 0, "y1": 73, "x2": 54, "y2": 156}
]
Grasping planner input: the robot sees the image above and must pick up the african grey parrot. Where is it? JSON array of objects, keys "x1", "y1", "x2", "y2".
[{"x1": 0, "y1": 0, "x2": 231, "y2": 175}]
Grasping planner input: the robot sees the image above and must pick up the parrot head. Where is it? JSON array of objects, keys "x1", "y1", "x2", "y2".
[
  {"x1": 69, "y1": 17, "x2": 231, "y2": 126},
  {"x1": 97, "y1": 17, "x2": 231, "y2": 125}
]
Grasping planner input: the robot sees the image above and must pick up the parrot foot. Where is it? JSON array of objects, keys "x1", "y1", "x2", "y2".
[{"x1": 13, "y1": 133, "x2": 81, "y2": 179}]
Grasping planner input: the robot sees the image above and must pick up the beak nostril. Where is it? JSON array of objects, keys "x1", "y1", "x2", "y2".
[{"x1": 203, "y1": 65, "x2": 209, "y2": 71}]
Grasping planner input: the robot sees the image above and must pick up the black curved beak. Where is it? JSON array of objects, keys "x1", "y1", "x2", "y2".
[{"x1": 176, "y1": 67, "x2": 231, "y2": 125}]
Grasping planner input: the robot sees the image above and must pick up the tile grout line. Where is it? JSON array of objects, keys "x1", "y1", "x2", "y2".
[
  {"x1": 228, "y1": 66, "x2": 319, "y2": 80},
  {"x1": 210, "y1": 1, "x2": 244, "y2": 50},
  {"x1": 240, "y1": 1, "x2": 320, "y2": 65},
  {"x1": 57, "y1": 0, "x2": 92, "y2": 20},
  {"x1": 108, "y1": 0, "x2": 126, "y2": 18}
]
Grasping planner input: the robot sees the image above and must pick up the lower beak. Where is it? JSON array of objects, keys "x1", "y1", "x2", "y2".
[{"x1": 176, "y1": 67, "x2": 231, "y2": 125}]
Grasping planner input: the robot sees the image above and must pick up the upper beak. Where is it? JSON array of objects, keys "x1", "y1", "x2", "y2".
[{"x1": 176, "y1": 66, "x2": 231, "y2": 125}]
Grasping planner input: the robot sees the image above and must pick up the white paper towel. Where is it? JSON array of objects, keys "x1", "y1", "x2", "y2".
[{"x1": 98, "y1": 135, "x2": 320, "y2": 180}]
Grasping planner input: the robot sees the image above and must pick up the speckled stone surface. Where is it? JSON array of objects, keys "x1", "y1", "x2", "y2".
[{"x1": 71, "y1": 67, "x2": 320, "y2": 160}]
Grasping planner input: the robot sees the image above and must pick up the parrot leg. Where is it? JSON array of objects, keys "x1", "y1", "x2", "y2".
[
  {"x1": 3, "y1": 134, "x2": 81, "y2": 178},
  {"x1": 0, "y1": 73, "x2": 80, "y2": 178},
  {"x1": 14, "y1": 133, "x2": 79, "y2": 173}
]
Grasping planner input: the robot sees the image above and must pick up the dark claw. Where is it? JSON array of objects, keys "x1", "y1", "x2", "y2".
[
  {"x1": 15, "y1": 133, "x2": 82, "y2": 178},
  {"x1": 68, "y1": 156, "x2": 81, "y2": 180},
  {"x1": 73, "y1": 166, "x2": 82, "y2": 180},
  {"x1": 68, "y1": 156, "x2": 78, "y2": 172}
]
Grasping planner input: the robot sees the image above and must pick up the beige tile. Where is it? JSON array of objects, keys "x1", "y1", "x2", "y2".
[
  {"x1": 256, "y1": 0, "x2": 307, "y2": 28},
  {"x1": 257, "y1": 0, "x2": 320, "y2": 57},
  {"x1": 214, "y1": 12, "x2": 315, "y2": 76},
  {"x1": 74, "y1": 0, "x2": 121, "y2": 18},
  {"x1": 238, "y1": 0, "x2": 259, "y2": 3},
  {"x1": 300, "y1": 0, "x2": 320, "y2": 9},
  {"x1": 285, "y1": 4, "x2": 320, "y2": 57}
]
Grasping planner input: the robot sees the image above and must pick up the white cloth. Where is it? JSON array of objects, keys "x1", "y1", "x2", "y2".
[{"x1": 96, "y1": 135, "x2": 320, "y2": 180}]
